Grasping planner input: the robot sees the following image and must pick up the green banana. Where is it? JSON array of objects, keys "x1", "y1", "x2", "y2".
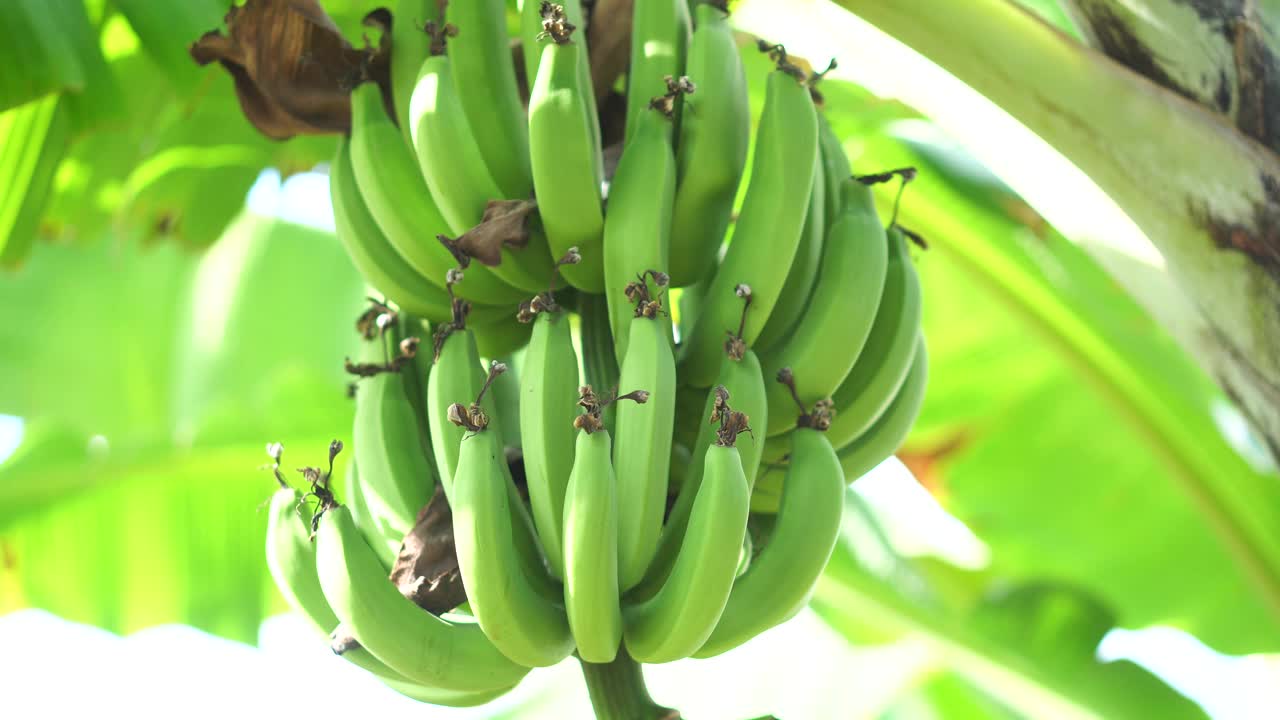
[
  {"x1": 342, "y1": 456, "x2": 399, "y2": 571},
  {"x1": 623, "y1": 437, "x2": 749, "y2": 663},
  {"x1": 614, "y1": 285, "x2": 677, "y2": 591},
  {"x1": 667, "y1": 2, "x2": 750, "y2": 287},
  {"x1": 696, "y1": 424, "x2": 844, "y2": 658},
  {"x1": 330, "y1": 136, "x2": 454, "y2": 324},
  {"x1": 752, "y1": 147, "x2": 826, "y2": 353},
  {"x1": 315, "y1": 504, "x2": 530, "y2": 692},
  {"x1": 445, "y1": 0, "x2": 533, "y2": 199},
  {"x1": 490, "y1": 352, "x2": 523, "y2": 451},
  {"x1": 335, "y1": 625, "x2": 516, "y2": 706},
  {"x1": 562, "y1": 424, "x2": 623, "y2": 663},
  {"x1": 471, "y1": 313, "x2": 535, "y2": 362},
  {"x1": 426, "y1": 323, "x2": 495, "y2": 498},
  {"x1": 633, "y1": 288, "x2": 767, "y2": 601},
  {"x1": 760, "y1": 178, "x2": 888, "y2": 437},
  {"x1": 625, "y1": 0, "x2": 691, "y2": 143},
  {"x1": 350, "y1": 319, "x2": 436, "y2": 559},
  {"x1": 450, "y1": 393, "x2": 575, "y2": 667},
  {"x1": 349, "y1": 81, "x2": 526, "y2": 306},
  {"x1": 268, "y1": 483, "x2": 513, "y2": 706},
  {"x1": 427, "y1": 341, "x2": 562, "y2": 596},
  {"x1": 265, "y1": 487, "x2": 341, "y2": 636},
  {"x1": 826, "y1": 226, "x2": 923, "y2": 450},
  {"x1": 838, "y1": 336, "x2": 929, "y2": 478},
  {"x1": 409, "y1": 53, "x2": 502, "y2": 234},
  {"x1": 521, "y1": 0, "x2": 600, "y2": 179},
  {"x1": 816, "y1": 111, "x2": 853, "y2": 227},
  {"x1": 602, "y1": 108, "x2": 676, "y2": 363},
  {"x1": 409, "y1": 52, "x2": 553, "y2": 293},
  {"x1": 378, "y1": 672, "x2": 514, "y2": 706},
  {"x1": 528, "y1": 8, "x2": 606, "y2": 292},
  {"x1": 519, "y1": 304, "x2": 581, "y2": 579},
  {"x1": 391, "y1": 0, "x2": 441, "y2": 148},
  {"x1": 679, "y1": 64, "x2": 818, "y2": 386}
]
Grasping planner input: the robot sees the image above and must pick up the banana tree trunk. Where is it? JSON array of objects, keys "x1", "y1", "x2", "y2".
[{"x1": 833, "y1": 0, "x2": 1280, "y2": 467}]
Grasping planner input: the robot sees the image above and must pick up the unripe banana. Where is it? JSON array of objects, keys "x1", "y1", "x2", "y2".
[
  {"x1": 471, "y1": 313, "x2": 535, "y2": 361},
  {"x1": 634, "y1": 289, "x2": 767, "y2": 600},
  {"x1": 819, "y1": 112, "x2": 849, "y2": 226},
  {"x1": 562, "y1": 426, "x2": 623, "y2": 663},
  {"x1": 667, "y1": 2, "x2": 750, "y2": 287},
  {"x1": 826, "y1": 226, "x2": 922, "y2": 450},
  {"x1": 623, "y1": 441, "x2": 749, "y2": 663},
  {"x1": 349, "y1": 82, "x2": 526, "y2": 306},
  {"x1": 452, "y1": 415, "x2": 575, "y2": 667},
  {"x1": 351, "y1": 319, "x2": 437, "y2": 557},
  {"x1": 267, "y1": 484, "x2": 516, "y2": 705},
  {"x1": 838, "y1": 336, "x2": 929, "y2": 478},
  {"x1": 329, "y1": 136, "x2": 452, "y2": 323},
  {"x1": 265, "y1": 487, "x2": 340, "y2": 636},
  {"x1": 334, "y1": 627, "x2": 516, "y2": 706},
  {"x1": 426, "y1": 325, "x2": 495, "y2": 497},
  {"x1": 816, "y1": 111, "x2": 853, "y2": 227},
  {"x1": 343, "y1": 457, "x2": 398, "y2": 571},
  {"x1": 315, "y1": 504, "x2": 530, "y2": 692},
  {"x1": 696, "y1": 425, "x2": 844, "y2": 658},
  {"x1": 752, "y1": 144, "x2": 825, "y2": 353},
  {"x1": 602, "y1": 109, "x2": 676, "y2": 363},
  {"x1": 528, "y1": 11, "x2": 606, "y2": 292},
  {"x1": 625, "y1": 0, "x2": 691, "y2": 142},
  {"x1": 679, "y1": 66, "x2": 818, "y2": 386},
  {"x1": 760, "y1": 178, "x2": 888, "y2": 436},
  {"x1": 409, "y1": 52, "x2": 553, "y2": 293},
  {"x1": 391, "y1": 0, "x2": 441, "y2": 148},
  {"x1": 521, "y1": 0, "x2": 601, "y2": 180},
  {"x1": 490, "y1": 352, "x2": 523, "y2": 451},
  {"x1": 520, "y1": 307, "x2": 582, "y2": 579},
  {"x1": 614, "y1": 289, "x2": 677, "y2": 591},
  {"x1": 426, "y1": 323, "x2": 557, "y2": 604},
  {"x1": 446, "y1": 0, "x2": 533, "y2": 199}
]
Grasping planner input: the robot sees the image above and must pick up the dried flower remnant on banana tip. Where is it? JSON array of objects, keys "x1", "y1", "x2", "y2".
[
  {"x1": 518, "y1": 248, "x2": 582, "y2": 323},
  {"x1": 263, "y1": 439, "x2": 344, "y2": 535},
  {"x1": 778, "y1": 367, "x2": 834, "y2": 431},
  {"x1": 448, "y1": 361, "x2": 508, "y2": 433},
  {"x1": 575, "y1": 384, "x2": 649, "y2": 434}
]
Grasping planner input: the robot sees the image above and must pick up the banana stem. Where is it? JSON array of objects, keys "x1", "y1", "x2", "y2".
[{"x1": 578, "y1": 650, "x2": 675, "y2": 720}]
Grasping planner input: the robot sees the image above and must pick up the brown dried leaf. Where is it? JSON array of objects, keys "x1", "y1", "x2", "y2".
[
  {"x1": 189, "y1": 0, "x2": 391, "y2": 140},
  {"x1": 389, "y1": 486, "x2": 467, "y2": 614},
  {"x1": 445, "y1": 199, "x2": 539, "y2": 267}
]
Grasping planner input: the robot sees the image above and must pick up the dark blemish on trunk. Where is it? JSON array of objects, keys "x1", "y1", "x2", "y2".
[
  {"x1": 1229, "y1": 14, "x2": 1280, "y2": 153},
  {"x1": 1175, "y1": 0, "x2": 1245, "y2": 35},
  {"x1": 1193, "y1": 171, "x2": 1280, "y2": 280},
  {"x1": 1077, "y1": 1, "x2": 1280, "y2": 154},
  {"x1": 1215, "y1": 69, "x2": 1233, "y2": 113},
  {"x1": 1076, "y1": 2, "x2": 1201, "y2": 105}
]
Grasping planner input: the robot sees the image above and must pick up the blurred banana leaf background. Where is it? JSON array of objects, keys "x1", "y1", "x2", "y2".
[{"x1": 2, "y1": 0, "x2": 1279, "y2": 717}]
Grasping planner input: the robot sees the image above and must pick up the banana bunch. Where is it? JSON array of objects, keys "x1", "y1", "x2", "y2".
[{"x1": 267, "y1": 0, "x2": 930, "y2": 707}]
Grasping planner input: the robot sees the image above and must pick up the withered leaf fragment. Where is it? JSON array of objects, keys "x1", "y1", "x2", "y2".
[
  {"x1": 441, "y1": 199, "x2": 539, "y2": 267},
  {"x1": 190, "y1": 0, "x2": 390, "y2": 139},
  {"x1": 389, "y1": 486, "x2": 467, "y2": 614}
]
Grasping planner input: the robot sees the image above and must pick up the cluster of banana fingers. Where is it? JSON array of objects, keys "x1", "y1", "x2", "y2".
[{"x1": 265, "y1": 0, "x2": 930, "y2": 706}]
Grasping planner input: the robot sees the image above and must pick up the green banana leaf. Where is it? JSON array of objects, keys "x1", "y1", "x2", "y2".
[
  {"x1": 814, "y1": 492, "x2": 1207, "y2": 719},
  {"x1": 0, "y1": 0, "x2": 91, "y2": 112},
  {"x1": 0, "y1": 212, "x2": 366, "y2": 642}
]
